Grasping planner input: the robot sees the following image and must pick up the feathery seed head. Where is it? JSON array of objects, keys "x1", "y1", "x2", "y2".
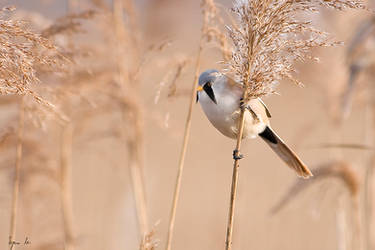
[
  {"x1": 0, "y1": 7, "x2": 68, "y2": 123},
  {"x1": 228, "y1": 0, "x2": 366, "y2": 99}
]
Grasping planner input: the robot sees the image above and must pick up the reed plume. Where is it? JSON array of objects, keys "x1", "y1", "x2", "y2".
[
  {"x1": 228, "y1": 0, "x2": 365, "y2": 100},
  {"x1": 0, "y1": 7, "x2": 65, "y2": 109}
]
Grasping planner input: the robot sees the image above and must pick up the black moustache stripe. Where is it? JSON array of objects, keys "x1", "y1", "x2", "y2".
[{"x1": 203, "y1": 83, "x2": 217, "y2": 104}]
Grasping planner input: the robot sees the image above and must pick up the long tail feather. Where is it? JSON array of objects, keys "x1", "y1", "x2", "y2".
[{"x1": 259, "y1": 126, "x2": 313, "y2": 178}]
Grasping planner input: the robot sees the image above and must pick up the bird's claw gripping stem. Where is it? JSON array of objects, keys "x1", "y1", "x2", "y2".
[
  {"x1": 233, "y1": 149, "x2": 244, "y2": 160},
  {"x1": 239, "y1": 98, "x2": 247, "y2": 111},
  {"x1": 240, "y1": 98, "x2": 259, "y2": 122}
]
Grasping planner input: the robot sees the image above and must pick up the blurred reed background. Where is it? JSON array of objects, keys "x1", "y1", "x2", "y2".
[{"x1": 0, "y1": 0, "x2": 374, "y2": 250}]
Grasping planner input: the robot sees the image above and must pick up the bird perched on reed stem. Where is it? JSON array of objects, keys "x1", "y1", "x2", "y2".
[{"x1": 197, "y1": 69, "x2": 313, "y2": 178}]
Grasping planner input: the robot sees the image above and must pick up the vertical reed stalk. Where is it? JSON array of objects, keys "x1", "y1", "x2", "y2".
[
  {"x1": 165, "y1": 34, "x2": 204, "y2": 250},
  {"x1": 165, "y1": 10, "x2": 208, "y2": 250},
  {"x1": 364, "y1": 84, "x2": 375, "y2": 250},
  {"x1": 113, "y1": 0, "x2": 149, "y2": 237},
  {"x1": 225, "y1": 83, "x2": 249, "y2": 250},
  {"x1": 225, "y1": 6, "x2": 253, "y2": 243},
  {"x1": 60, "y1": 122, "x2": 76, "y2": 250},
  {"x1": 59, "y1": 2, "x2": 76, "y2": 250},
  {"x1": 336, "y1": 196, "x2": 347, "y2": 250},
  {"x1": 166, "y1": 0, "x2": 231, "y2": 247},
  {"x1": 9, "y1": 96, "x2": 25, "y2": 249},
  {"x1": 352, "y1": 195, "x2": 361, "y2": 250},
  {"x1": 225, "y1": 117, "x2": 245, "y2": 250},
  {"x1": 124, "y1": 108, "x2": 149, "y2": 236},
  {"x1": 366, "y1": 151, "x2": 374, "y2": 250},
  {"x1": 363, "y1": 152, "x2": 372, "y2": 250}
]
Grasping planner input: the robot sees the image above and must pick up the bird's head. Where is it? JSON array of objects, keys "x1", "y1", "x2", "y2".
[{"x1": 196, "y1": 69, "x2": 221, "y2": 104}]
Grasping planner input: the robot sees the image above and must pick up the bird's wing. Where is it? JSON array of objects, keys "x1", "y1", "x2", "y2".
[
  {"x1": 258, "y1": 98, "x2": 272, "y2": 118},
  {"x1": 226, "y1": 76, "x2": 271, "y2": 123},
  {"x1": 226, "y1": 75, "x2": 244, "y2": 92},
  {"x1": 248, "y1": 99, "x2": 270, "y2": 126}
]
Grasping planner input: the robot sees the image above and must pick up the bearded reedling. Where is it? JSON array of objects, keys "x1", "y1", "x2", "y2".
[{"x1": 197, "y1": 69, "x2": 312, "y2": 178}]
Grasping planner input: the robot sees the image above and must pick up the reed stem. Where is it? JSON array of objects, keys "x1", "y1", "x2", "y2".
[
  {"x1": 60, "y1": 2, "x2": 76, "y2": 249},
  {"x1": 113, "y1": 0, "x2": 149, "y2": 237},
  {"x1": 60, "y1": 123, "x2": 76, "y2": 250},
  {"x1": 125, "y1": 108, "x2": 149, "y2": 236},
  {"x1": 225, "y1": 17, "x2": 253, "y2": 247},
  {"x1": 9, "y1": 96, "x2": 25, "y2": 250},
  {"x1": 165, "y1": 31, "x2": 204, "y2": 250},
  {"x1": 225, "y1": 104, "x2": 247, "y2": 250}
]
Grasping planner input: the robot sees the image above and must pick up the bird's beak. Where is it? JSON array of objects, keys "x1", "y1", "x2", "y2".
[{"x1": 196, "y1": 85, "x2": 202, "y2": 103}]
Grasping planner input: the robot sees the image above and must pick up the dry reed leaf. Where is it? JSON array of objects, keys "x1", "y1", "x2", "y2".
[
  {"x1": 167, "y1": 59, "x2": 189, "y2": 98},
  {"x1": 0, "y1": 126, "x2": 15, "y2": 150},
  {"x1": 311, "y1": 143, "x2": 372, "y2": 150},
  {"x1": 271, "y1": 161, "x2": 359, "y2": 214},
  {"x1": 42, "y1": 10, "x2": 96, "y2": 38}
]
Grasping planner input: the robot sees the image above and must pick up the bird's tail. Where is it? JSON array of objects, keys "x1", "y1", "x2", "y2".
[{"x1": 259, "y1": 126, "x2": 313, "y2": 178}]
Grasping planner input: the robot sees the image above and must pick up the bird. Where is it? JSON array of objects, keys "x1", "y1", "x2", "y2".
[{"x1": 196, "y1": 69, "x2": 313, "y2": 178}]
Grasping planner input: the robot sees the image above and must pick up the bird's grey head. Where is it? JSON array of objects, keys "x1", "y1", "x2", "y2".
[
  {"x1": 197, "y1": 69, "x2": 221, "y2": 104},
  {"x1": 198, "y1": 69, "x2": 220, "y2": 86}
]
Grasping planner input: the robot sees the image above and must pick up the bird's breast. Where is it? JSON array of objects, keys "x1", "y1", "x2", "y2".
[{"x1": 199, "y1": 92, "x2": 267, "y2": 139}]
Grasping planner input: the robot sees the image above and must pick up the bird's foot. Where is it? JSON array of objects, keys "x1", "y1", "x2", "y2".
[
  {"x1": 239, "y1": 98, "x2": 259, "y2": 122},
  {"x1": 233, "y1": 149, "x2": 244, "y2": 160},
  {"x1": 239, "y1": 98, "x2": 248, "y2": 111}
]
